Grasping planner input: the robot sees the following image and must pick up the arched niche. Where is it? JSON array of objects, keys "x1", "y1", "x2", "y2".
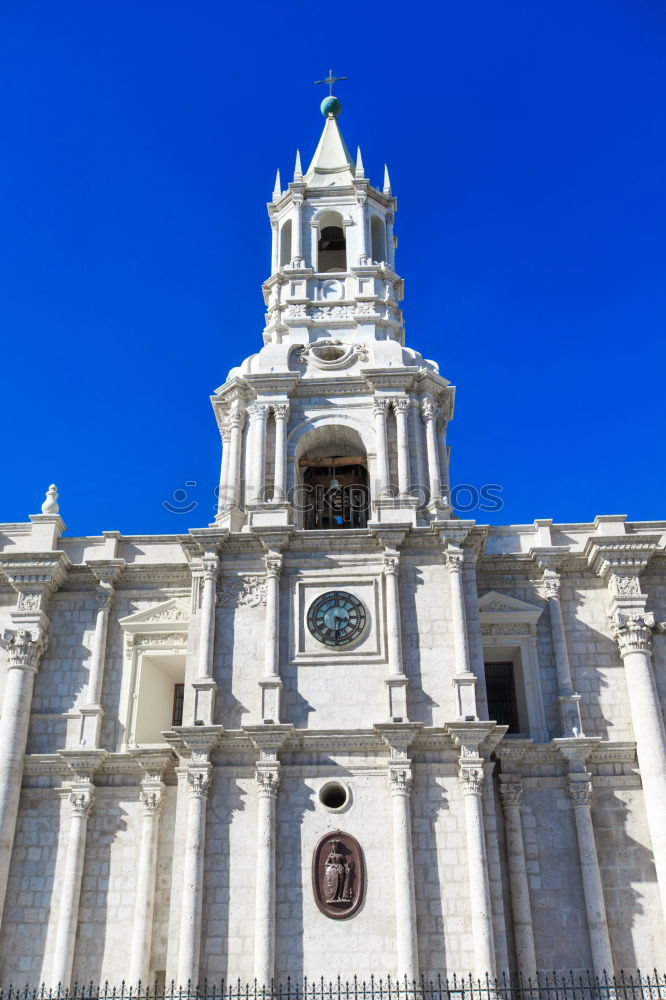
[
  {"x1": 291, "y1": 422, "x2": 370, "y2": 530},
  {"x1": 279, "y1": 218, "x2": 292, "y2": 267},
  {"x1": 371, "y1": 215, "x2": 387, "y2": 264}
]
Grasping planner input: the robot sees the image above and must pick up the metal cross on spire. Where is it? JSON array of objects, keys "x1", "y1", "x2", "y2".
[{"x1": 314, "y1": 69, "x2": 348, "y2": 95}]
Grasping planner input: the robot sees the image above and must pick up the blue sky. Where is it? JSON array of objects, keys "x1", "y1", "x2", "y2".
[{"x1": 1, "y1": 0, "x2": 663, "y2": 536}]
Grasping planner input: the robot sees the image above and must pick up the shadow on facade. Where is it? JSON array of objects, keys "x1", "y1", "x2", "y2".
[
  {"x1": 400, "y1": 563, "x2": 438, "y2": 726},
  {"x1": 202, "y1": 775, "x2": 246, "y2": 981}
]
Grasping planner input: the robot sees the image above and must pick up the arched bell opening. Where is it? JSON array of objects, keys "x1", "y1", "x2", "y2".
[
  {"x1": 316, "y1": 211, "x2": 347, "y2": 272},
  {"x1": 295, "y1": 425, "x2": 369, "y2": 530}
]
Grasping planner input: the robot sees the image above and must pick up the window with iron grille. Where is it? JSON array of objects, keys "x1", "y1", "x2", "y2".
[
  {"x1": 484, "y1": 662, "x2": 520, "y2": 734},
  {"x1": 172, "y1": 683, "x2": 185, "y2": 727}
]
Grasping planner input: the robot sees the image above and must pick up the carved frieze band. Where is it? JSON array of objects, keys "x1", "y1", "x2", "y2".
[{"x1": 216, "y1": 575, "x2": 267, "y2": 608}]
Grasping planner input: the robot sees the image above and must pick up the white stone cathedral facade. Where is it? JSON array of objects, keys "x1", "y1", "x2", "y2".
[{"x1": 0, "y1": 97, "x2": 665, "y2": 988}]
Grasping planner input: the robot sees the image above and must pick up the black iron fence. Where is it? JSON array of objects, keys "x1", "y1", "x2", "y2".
[{"x1": 1, "y1": 973, "x2": 665, "y2": 1000}]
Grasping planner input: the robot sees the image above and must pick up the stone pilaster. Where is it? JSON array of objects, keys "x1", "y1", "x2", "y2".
[
  {"x1": 373, "y1": 529, "x2": 408, "y2": 721},
  {"x1": 193, "y1": 549, "x2": 219, "y2": 726},
  {"x1": 261, "y1": 545, "x2": 284, "y2": 723},
  {"x1": 78, "y1": 559, "x2": 125, "y2": 748},
  {"x1": 538, "y1": 565, "x2": 583, "y2": 737},
  {"x1": 556, "y1": 739, "x2": 613, "y2": 978},
  {"x1": 445, "y1": 543, "x2": 478, "y2": 720},
  {"x1": 498, "y1": 774, "x2": 537, "y2": 975},
  {"x1": 420, "y1": 397, "x2": 442, "y2": 508},
  {"x1": 376, "y1": 724, "x2": 421, "y2": 982}
]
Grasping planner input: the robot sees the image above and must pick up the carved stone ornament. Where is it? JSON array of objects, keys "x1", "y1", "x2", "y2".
[
  {"x1": 480, "y1": 622, "x2": 531, "y2": 636},
  {"x1": 312, "y1": 830, "x2": 364, "y2": 920},
  {"x1": 16, "y1": 592, "x2": 41, "y2": 612},
  {"x1": 144, "y1": 606, "x2": 188, "y2": 623},
  {"x1": 610, "y1": 611, "x2": 656, "y2": 657},
  {"x1": 609, "y1": 574, "x2": 642, "y2": 598},
  {"x1": 217, "y1": 575, "x2": 268, "y2": 609},
  {"x1": 1, "y1": 628, "x2": 47, "y2": 670}
]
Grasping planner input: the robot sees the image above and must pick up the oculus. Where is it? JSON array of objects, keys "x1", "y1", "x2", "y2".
[
  {"x1": 307, "y1": 591, "x2": 366, "y2": 647},
  {"x1": 312, "y1": 830, "x2": 364, "y2": 919}
]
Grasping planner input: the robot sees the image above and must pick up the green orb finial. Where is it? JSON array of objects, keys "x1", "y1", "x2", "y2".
[{"x1": 321, "y1": 95, "x2": 342, "y2": 118}]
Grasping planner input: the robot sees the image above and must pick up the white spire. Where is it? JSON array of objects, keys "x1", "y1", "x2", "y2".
[
  {"x1": 294, "y1": 149, "x2": 303, "y2": 180},
  {"x1": 305, "y1": 114, "x2": 354, "y2": 188},
  {"x1": 41, "y1": 484, "x2": 59, "y2": 515},
  {"x1": 272, "y1": 168, "x2": 282, "y2": 201},
  {"x1": 383, "y1": 164, "x2": 392, "y2": 196},
  {"x1": 355, "y1": 146, "x2": 365, "y2": 178}
]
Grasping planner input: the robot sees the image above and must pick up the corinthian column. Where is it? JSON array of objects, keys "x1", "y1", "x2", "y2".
[
  {"x1": 254, "y1": 765, "x2": 280, "y2": 986},
  {"x1": 459, "y1": 752, "x2": 496, "y2": 979},
  {"x1": 420, "y1": 398, "x2": 442, "y2": 505},
  {"x1": 373, "y1": 398, "x2": 390, "y2": 496},
  {"x1": 380, "y1": 540, "x2": 409, "y2": 721},
  {"x1": 248, "y1": 404, "x2": 270, "y2": 503},
  {"x1": 542, "y1": 571, "x2": 583, "y2": 737},
  {"x1": 129, "y1": 763, "x2": 167, "y2": 986},
  {"x1": 217, "y1": 418, "x2": 232, "y2": 514},
  {"x1": 51, "y1": 772, "x2": 97, "y2": 987},
  {"x1": 389, "y1": 764, "x2": 419, "y2": 982},
  {"x1": 272, "y1": 403, "x2": 290, "y2": 501},
  {"x1": 498, "y1": 777, "x2": 537, "y2": 975},
  {"x1": 177, "y1": 764, "x2": 211, "y2": 987},
  {"x1": 568, "y1": 774, "x2": 614, "y2": 977},
  {"x1": 0, "y1": 625, "x2": 47, "y2": 926},
  {"x1": 392, "y1": 397, "x2": 411, "y2": 496},
  {"x1": 611, "y1": 611, "x2": 666, "y2": 918},
  {"x1": 224, "y1": 409, "x2": 245, "y2": 511}
]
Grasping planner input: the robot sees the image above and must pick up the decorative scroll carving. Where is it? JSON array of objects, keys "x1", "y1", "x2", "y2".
[
  {"x1": 458, "y1": 762, "x2": 484, "y2": 796},
  {"x1": 420, "y1": 399, "x2": 438, "y2": 423},
  {"x1": 383, "y1": 555, "x2": 400, "y2": 576},
  {"x1": 186, "y1": 770, "x2": 211, "y2": 798},
  {"x1": 216, "y1": 576, "x2": 268, "y2": 609},
  {"x1": 70, "y1": 790, "x2": 95, "y2": 817},
  {"x1": 483, "y1": 599, "x2": 515, "y2": 612},
  {"x1": 311, "y1": 305, "x2": 354, "y2": 320},
  {"x1": 140, "y1": 788, "x2": 163, "y2": 816},
  {"x1": 312, "y1": 830, "x2": 364, "y2": 920},
  {"x1": 445, "y1": 549, "x2": 465, "y2": 573},
  {"x1": 255, "y1": 768, "x2": 280, "y2": 797}
]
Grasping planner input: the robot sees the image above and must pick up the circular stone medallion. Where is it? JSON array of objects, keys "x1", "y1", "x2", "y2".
[{"x1": 307, "y1": 591, "x2": 366, "y2": 647}]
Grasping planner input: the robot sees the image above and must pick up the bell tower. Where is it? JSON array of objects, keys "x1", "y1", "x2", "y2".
[{"x1": 212, "y1": 92, "x2": 455, "y2": 531}]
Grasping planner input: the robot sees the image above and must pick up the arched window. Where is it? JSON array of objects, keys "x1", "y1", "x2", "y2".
[
  {"x1": 296, "y1": 426, "x2": 369, "y2": 530},
  {"x1": 279, "y1": 219, "x2": 292, "y2": 268},
  {"x1": 371, "y1": 216, "x2": 386, "y2": 264},
  {"x1": 317, "y1": 212, "x2": 347, "y2": 272}
]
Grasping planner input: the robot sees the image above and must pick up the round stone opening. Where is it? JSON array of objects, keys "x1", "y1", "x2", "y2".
[{"x1": 319, "y1": 781, "x2": 349, "y2": 810}]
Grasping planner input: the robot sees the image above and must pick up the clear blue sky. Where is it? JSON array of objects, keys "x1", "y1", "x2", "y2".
[{"x1": 1, "y1": 0, "x2": 663, "y2": 535}]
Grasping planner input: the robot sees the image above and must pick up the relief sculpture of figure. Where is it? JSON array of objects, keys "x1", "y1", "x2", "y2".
[{"x1": 324, "y1": 840, "x2": 354, "y2": 903}]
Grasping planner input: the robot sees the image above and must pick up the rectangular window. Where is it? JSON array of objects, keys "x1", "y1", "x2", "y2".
[
  {"x1": 484, "y1": 662, "x2": 520, "y2": 734},
  {"x1": 172, "y1": 683, "x2": 185, "y2": 727}
]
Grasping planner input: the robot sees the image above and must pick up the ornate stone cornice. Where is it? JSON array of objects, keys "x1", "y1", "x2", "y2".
[
  {"x1": 585, "y1": 534, "x2": 661, "y2": 583},
  {"x1": 0, "y1": 551, "x2": 71, "y2": 611}
]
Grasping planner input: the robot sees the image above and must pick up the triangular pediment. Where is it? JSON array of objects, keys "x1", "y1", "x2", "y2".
[
  {"x1": 119, "y1": 599, "x2": 190, "y2": 632},
  {"x1": 478, "y1": 591, "x2": 542, "y2": 621}
]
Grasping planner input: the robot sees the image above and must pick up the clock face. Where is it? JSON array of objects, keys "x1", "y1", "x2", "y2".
[{"x1": 307, "y1": 591, "x2": 367, "y2": 647}]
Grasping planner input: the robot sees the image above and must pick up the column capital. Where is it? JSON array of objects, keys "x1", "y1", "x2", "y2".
[
  {"x1": 568, "y1": 773, "x2": 593, "y2": 808},
  {"x1": 271, "y1": 402, "x2": 290, "y2": 420},
  {"x1": 420, "y1": 397, "x2": 438, "y2": 423},
  {"x1": 392, "y1": 396, "x2": 410, "y2": 415},
  {"x1": 227, "y1": 408, "x2": 246, "y2": 431},
  {"x1": 247, "y1": 401, "x2": 270, "y2": 421},
  {"x1": 264, "y1": 552, "x2": 283, "y2": 579},
  {"x1": 186, "y1": 766, "x2": 212, "y2": 798},
  {"x1": 255, "y1": 765, "x2": 280, "y2": 798},
  {"x1": 611, "y1": 611, "x2": 663, "y2": 657},
  {"x1": 499, "y1": 776, "x2": 523, "y2": 810},
  {"x1": 458, "y1": 755, "x2": 485, "y2": 796},
  {"x1": 373, "y1": 397, "x2": 389, "y2": 416},
  {"x1": 383, "y1": 552, "x2": 400, "y2": 576},
  {"x1": 388, "y1": 765, "x2": 413, "y2": 795},
  {"x1": 542, "y1": 570, "x2": 561, "y2": 600},
  {"x1": 444, "y1": 545, "x2": 465, "y2": 573},
  {"x1": 69, "y1": 787, "x2": 95, "y2": 818},
  {"x1": 0, "y1": 626, "x2": 48, "y2": 671}
]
